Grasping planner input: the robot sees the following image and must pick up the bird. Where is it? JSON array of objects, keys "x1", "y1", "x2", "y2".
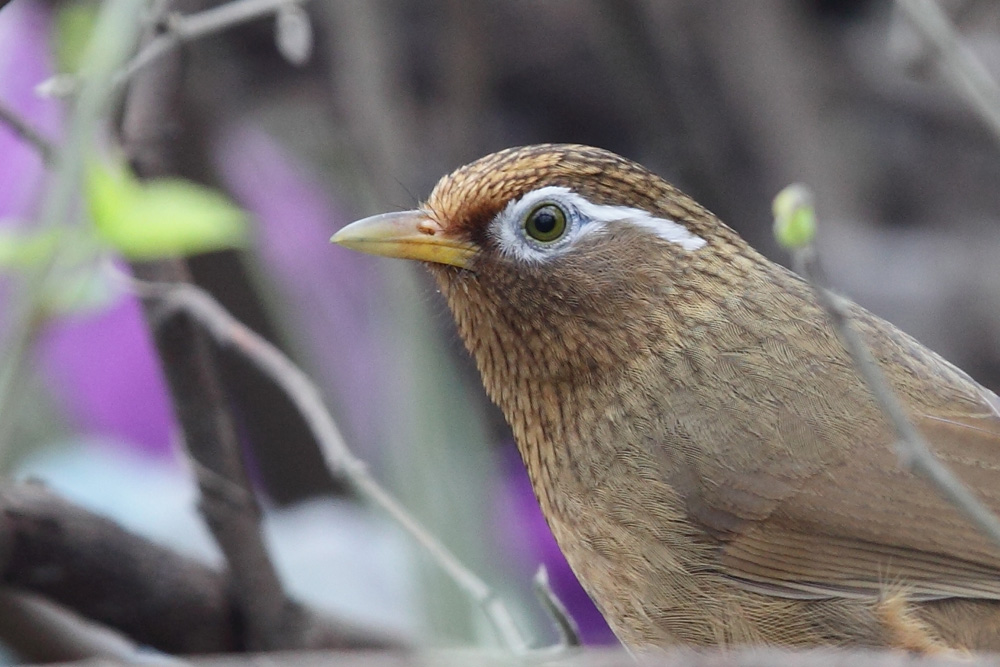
[{"x1": 332, "y1": 144, "x2": 1000, "y2": 652}]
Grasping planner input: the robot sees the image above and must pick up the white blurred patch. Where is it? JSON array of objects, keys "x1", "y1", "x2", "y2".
[{"x1": 15, "y1": 441, "x2": 418, "y2": 636}]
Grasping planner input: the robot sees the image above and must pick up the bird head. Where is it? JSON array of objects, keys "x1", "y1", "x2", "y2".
[{"x1": 332, "y1": 144, "x2": 759, "y2": 394}]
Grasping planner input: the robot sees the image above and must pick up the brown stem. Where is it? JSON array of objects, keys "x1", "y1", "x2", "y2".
[
  {"x1": 117, "y1": 2, "x2": 320, "y2": 651},
  {"x1": 0, "y1": 482, "x2": 403, "y2": 654},
  {"x1": 0, "y1": 590, "x2": 151, "y2": 663},
  {"x1": 0, "y1": 481, "x2": 233, "y2": 653}
]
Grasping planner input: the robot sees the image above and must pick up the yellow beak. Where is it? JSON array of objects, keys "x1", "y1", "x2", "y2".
[{"x1": 331, "y1": 210, "x2": 477, "y2": 269}]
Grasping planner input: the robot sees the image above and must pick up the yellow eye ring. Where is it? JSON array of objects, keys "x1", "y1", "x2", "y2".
[{"x1": 525, "y1": 203, "x2": 568, "y2": 243}]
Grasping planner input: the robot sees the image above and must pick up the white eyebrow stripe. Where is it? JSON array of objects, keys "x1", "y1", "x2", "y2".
[
  {"x1": 569, "y1": 194, "x2": 707, "y2": 251},
  {"x1": 507, "y1": 186, "x2": 707, "y2": 251}
]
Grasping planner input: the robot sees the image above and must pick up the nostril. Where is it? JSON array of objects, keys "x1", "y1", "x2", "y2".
[{"x1": 417, "y1": 218, "x2": 443, "y2": 236}]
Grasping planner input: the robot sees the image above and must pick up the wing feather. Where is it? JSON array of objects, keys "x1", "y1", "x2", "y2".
[
  {"x1": 716, "y1": 329, "x2": 1000, "y2": 600},
  {"x1": 656, "y1": 281, "x2": 1000, "y2": 602}
]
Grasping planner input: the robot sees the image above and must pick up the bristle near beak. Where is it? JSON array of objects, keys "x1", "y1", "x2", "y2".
[{"x1": 331, "y1": 210, "x2": 478, "y2": 269}]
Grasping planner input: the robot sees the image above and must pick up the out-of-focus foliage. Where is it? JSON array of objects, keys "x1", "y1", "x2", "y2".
[
  {"x1": 773, "y1": 184, "x2": 817, "y2": 250},
  {"x1": 86, "y1": 160, "x2": 249, "y2": 260},
  {"x1": 0, "y1": 228, "x2": 65, "y2": 270}
]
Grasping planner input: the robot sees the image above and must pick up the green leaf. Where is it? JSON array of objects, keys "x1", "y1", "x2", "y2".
[
  {"x1": 86, "y1": 161, "x2": 249, "y2": 260},
  {"x1": 86, "y1": 160, "x2": 141, "y2": 233}
]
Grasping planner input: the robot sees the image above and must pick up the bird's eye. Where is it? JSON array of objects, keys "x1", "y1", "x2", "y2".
[{"x1": 524, "y1": 203, "x2": 568, "y2": 243}]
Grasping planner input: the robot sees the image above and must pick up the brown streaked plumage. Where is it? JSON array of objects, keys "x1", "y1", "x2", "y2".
[{"x1": 332, "y1": 144, "x2": 1000, "y2": 651}]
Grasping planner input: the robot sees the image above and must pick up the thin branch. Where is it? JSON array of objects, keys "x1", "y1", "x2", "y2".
[
  {"x1": 0, "y1": 101, "x2": 54, "y2": 164},
  {"x1": 895, "y1": 0, "x2": 1000, "y2": 145},
  {"x1": 33, "y1": 0, "x2": 311, "y2": 100},
  {"x1": 774, "y1": 185, "x2": 1000, "y2": 550},
  {"x1": 127, "y1": 275, "x2": 530, "y2": 654},
  {"x1": 532, "y1": 566, "x2": 580, "y2": 649},
  {"x1": 113, "y1": 0, "x2": 309, "y2": 90}
]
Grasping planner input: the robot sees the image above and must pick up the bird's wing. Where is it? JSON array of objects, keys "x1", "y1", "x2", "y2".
[{"x1": 711, "y1": 340, "x2": 1000, "y2": 601}]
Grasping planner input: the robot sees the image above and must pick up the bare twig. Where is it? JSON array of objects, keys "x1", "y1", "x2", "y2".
[
  {"x1": 895, "y1": 0, "x2": 1000, "y2": 145},
  {"x1": 126, "y1": 275, "x2": 530, "y2": 654},
  {"x1": 774, "y1": 185, "x2": 1000, "y2": 550},
  {"x1": 532, "y1": 566, "x2": 580, "y2": 649},
  {"x1": 34, "y1": 0, "x2": 312, "y2": 100},
  {"x1": 113, "y1": 0, "x2": 309, "y2": 90},
  {"x1": 0, "y1": 101, "x2": 54, "y2": 164}
]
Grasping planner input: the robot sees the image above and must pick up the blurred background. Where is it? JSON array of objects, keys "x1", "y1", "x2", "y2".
[{"x1": 2, "y1": 0, "x2": 1000, "y2": 655}]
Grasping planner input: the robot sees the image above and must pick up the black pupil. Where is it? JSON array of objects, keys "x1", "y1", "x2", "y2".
[{"x1": 533, "y1": 209, "x2": 557, "y2": 234}]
